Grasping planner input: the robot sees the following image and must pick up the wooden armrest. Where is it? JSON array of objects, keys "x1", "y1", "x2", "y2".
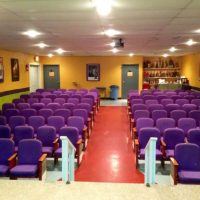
[
  {"x1": 39, "y1": 154, "x2": 47, "y2": 162},
  {"x1": 53, "y1": 138, "x2": 59, "y2": 144},
  {"x1": 170, "y1": 157, "x2": 179, "y2": 185},
  {"x1": 77, "y1": 139, "x2": 83, "y2": 145},
  {"x1": 161, "y1": 138, "x2": 166, "y2": 147},
  {"x1": 38, "y1": 154, "x2": 47, "y2": 181},
  {"x1": 185, "y1": 138, "x2": 188, "y2": 143},
  {"x1": 135, "y1": 139, "x2": 139, "y2": 146},
  {"x1": 8, "y1": 153, "x2": 17, "y2": 169},
  {"x1": 53, "y1": 138, "x2": 59, "y2": 150}
]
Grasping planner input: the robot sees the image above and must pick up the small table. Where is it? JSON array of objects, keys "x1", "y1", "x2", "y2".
[{"x1": 96, "y1": 87, "x2": 106, "y2": 98}]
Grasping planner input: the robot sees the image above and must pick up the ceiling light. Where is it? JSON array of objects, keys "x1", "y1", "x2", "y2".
[
  {"x1": 48, "y1": 53, "x2": 54, "y2": 58},
  {"x1": 93, "y1": 0, "x2": 113, "y2": 16},
  {"x1": 35, "y1": 42, "x2": 48, "y2": 48},
  {"x1": 109, "y1": 42, "x2": 115, "y2": 47},
  {"x1": 194, "y1": 29, "x2": 200, "y2": 33},
  {"x1": 112, "y1": 48, "x2": 118, "y2": 53},
  {"x1": 129, "y1": 53, "x2": 134, "y2": 57},
  {"x1": 22, "y1": 30, "x2": 42, "y2": 38},
  {"x1": 162, "y1": 54, "x2": 169, "y2": 58},
  {"x1": 103, "y1": 29, "x2": 120, "y2": 37},
  {"x1": 54, "y1": 48, "x2": 66, "y2": 54},
  {"x1": 169, "y1": 47, "x2": 177, "y2": 52},
  {"x1": 185, "y1": 39, "x2": 197, "y2": 46}
]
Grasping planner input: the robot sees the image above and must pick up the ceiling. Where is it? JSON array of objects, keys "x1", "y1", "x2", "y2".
[{"x1": 0, "y1": 0, "x2": 200, "y2": 56}]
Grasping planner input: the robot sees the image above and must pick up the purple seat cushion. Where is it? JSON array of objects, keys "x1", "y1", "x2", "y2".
[
  {"x1": 10, "y1": 164, "x2": 38, "y2": 177},
  {"x1": 139, "y1": 149, "x2": 162, "y2": 159},
  {"x1": 178, "y1": 170, "x2": 200, "y2": 183},
  {"x1": 0, "y1": 165, "x2": 9, "y2": 176},
  {"x1": 54, "y1": 148, "x2": 62, "y2": 157},
  {"x1": 42, "y1": 146, "x2": 53, "y2": 156},
  {"x1": 165, "y1": 149, "x2": 174, "y2": 158}
]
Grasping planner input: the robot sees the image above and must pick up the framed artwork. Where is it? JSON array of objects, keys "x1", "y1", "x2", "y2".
[
  {"x1": 0, "y1": 57, "x2": 4, "y2": 82},
  {"x1": 86, "y1": 63, "x2": 100, "y2": 81},
  {"x1": 11, "y1": 58, "x2": 19, "y2": 81}
]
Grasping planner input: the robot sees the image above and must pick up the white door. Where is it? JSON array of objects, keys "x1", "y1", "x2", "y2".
[{"x1": 29, "y1": 64, "x2": 40, "y2": 92}]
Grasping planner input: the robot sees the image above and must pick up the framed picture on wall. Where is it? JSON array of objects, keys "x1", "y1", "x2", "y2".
[
  {"x1": 0, "y1": 57, "x2": 4, "y2": 82},
  {"x1": 86, "y1": 63, "x2": 100, "y2": 81},
  {"x1": 11, "y1": 58, "x2": 20, "y2": 81}
]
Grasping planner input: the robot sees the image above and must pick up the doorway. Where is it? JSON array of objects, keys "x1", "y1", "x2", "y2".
[
  {"x1": 29, "y1": 64, "x2": 41, "y2": 92},
  {"x1": 121, "y1": 64, "x2": 139, "y2": 98},
  {"x1": 43, "y1": 65, "x2": 60, "y2": 89}
]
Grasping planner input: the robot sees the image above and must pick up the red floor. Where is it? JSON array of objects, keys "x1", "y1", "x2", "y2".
[{"x1": 75, "y1": 106, "x2": 144, "y2": 183}]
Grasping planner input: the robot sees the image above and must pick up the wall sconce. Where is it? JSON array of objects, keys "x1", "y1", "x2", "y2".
[{"x1": 34, "y1": 56, "x2": 39, "y2": 62}]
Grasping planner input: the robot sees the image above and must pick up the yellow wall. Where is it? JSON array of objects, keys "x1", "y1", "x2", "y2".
[
  {"x1": 40, "y1": 56, "x2": 143, "y2": 97},
  {"x1": 0, "y1": 49, "x2": 35, "y2": 92},
  {"x1": 181, "y1": 53, "x2": 200, "y2": 88}
]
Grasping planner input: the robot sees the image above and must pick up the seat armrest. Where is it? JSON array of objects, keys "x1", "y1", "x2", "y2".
[
  {"x1": 135, "y1": 139, "x2": 139, "y2": 168},
  {"x1": 8, "y1": 153, "x2": 17, "y2": 169},
  {"x1": 170, "y1": 157, "x2": 179, "y2": 185},
  {"x1": 38, "y1": 153, "x2": 47, "y2": 181},
  {"x1": 53, "y1": 138, "x2": 59, "y2": 150},
  {"x1": 160, "y1": 138, "x2": 166, "y2": 157}
]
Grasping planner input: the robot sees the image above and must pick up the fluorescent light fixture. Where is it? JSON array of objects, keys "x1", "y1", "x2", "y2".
[
  {"x1": 109, "y1": 42, "x2": 115, "y2": 47},
  {"x1": 48, "y1": 53, "x2": 54, "y2": 58},
  {"x1": 103, "y1": 29, "x2": 120, "y2": 37},
  {"x1": 194, "y1": 29, "x2": 200, "y2": 33},
  {"x1": 54, "y1": 48, "x2": 66, "y2": 54},
  {"x1": 169, "y1": 47, "x2": 177, "y2": 52},
  {"x1": 112, "y1": 48, "x2": 119, "y2": 53},
  {"x1": 35, "y1": 42, "x2": 48, "y2": 48},
  {"x1": 162, "y1": 53, "x2": 169, "y2": 58},
  {"x1": 129, "y1": 53, "x2": 134, "y2": 57},
  {"x1": 185, "y1": 39, "x2": 197, "y2": 46},
  {"x1": 22, "y1": 30, "x2": 42, "y2": 38},
  {"x1": 93, "y1": 0, "x2": 113, "y2": 16}
]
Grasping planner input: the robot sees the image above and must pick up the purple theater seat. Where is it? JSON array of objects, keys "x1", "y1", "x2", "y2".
[
  {"x1": 17, "y1": 103, "x2": 30, "y2": 111},
  {"x1": 63, "y1": 103, "x2": 76, "y2": 113},
  {"x1": 59, "y1": 94, "x2": 70, "y2": 102},
  {"x1": 162, "y1": 128, "x2": 185, "y2": 158},
  {"x1": 187, "y1": 128, "x2": 200, "y2": 147},
  {"x1": 20, "y1": 108, "x2": 37, "y2": 123},
  {"x1": 40, "y1": 98, "x2": 52, "y2": 106},
  {"x1": 4, "y1": 109, "x2": 20, "y2": 121},
  {"x1": 131, "y1": 104, "x2": 148, "y2": 116},
  {"x1": 184, "y1": 95, "x2": 195, "y2": 103},
  {"x1": 27, "y1": 98, "x2": 39, "y2": 105},
  {"x1": 0, "y1": 139, "x2": 15, "y2": 176},
  {"x1": 165, "y1": 91, "x2": 177, "y2": 97},
  {"x1": 73, "y1": 109, "x2": 89, "y2": 129},
  {"x1": 145, "y1": 100, "x2": 159, "y2": 106},
  {"x1": 171, "y1": 143, "x2": 200, "y2": 184},
  {"x1": 71, "y1": 94, "x2": 82, "y2": 102},
  {"x1": 67, "y1": 98, "x2": 79, "y2": 106},
  {"x1": 135, "y1": 127, "x2": 163, "y2": 168},
  {"x1": 10, "y1": 139, "x2": 46, "y2": 180},
  {"x1": 52, "y1": 91, "x2": 62, "y2": 96},
  {"x1": 189, "y1": 110, "x2": 200, "y2": 126},
  {"x1": 160, "y1": 98, "x2": 173, "y2": 106},
  {"x1": 54, "y1": 108, "x2": 71, "y2": 123},
  {"x1": 20, "y1": 94, "x2": 31, "y2": 102},
  {"x1": 178, "y1": 92, "x2": 189, "y2": 97},
  {"x1": 170, "y1": 110, "x2": 187, "y2": 125},
  {"x1": 2, "y1": 103, "x2": 15, "y2": 115},
  {"x1": 171, "y1": 95, "x2": 182, "y2": 102},
  {"x1": 165, "y1": 104, "x2": 180, "y2": 116},
  {"x1": 38, "y1": 108, "x2": 53, "y2": 123},
  {"x1": 47, "y1": 116, "x2": 65, "y2": 134},
  {"x1": 142, "y1": 95, "x2": 156, "y2": 101},
  {"x1": 151, "y1": 110, "x2": 168, "y2": 125},
  {"x1": 0, "y1": 116, "x2": 7, "y2": 125},
  {"x1": 177, "y1": 118, "x2": 196, "y2": 137},
  {"x1": 156, "y1": 118, "x2": 175, "y2": 136},
  {"x1": 45, "y1": 94, "x2": 57, "y2": 101},
  {"x1": 0, "y1": 125, "x2": 11, "y2": 138},
  {"x1": 37, "y1": 126, "x2": 57, "y2": 156},
  {"x1": 147, "y1": 104, "x2": 164, "y2": 113},
  {"x1": 31, "y1": 103, "x2": 45, "y2": 111},
  {"x1": 156, "y1": 95, "x2": 168, "y2": 103},
  {"x1": 46, "y1": 103, "x2": 61, "y2": 111},
  {"x1": 175, "y1": 99, "x2": 189, "y2": 106},
  {"x1": 191, "y1": 99, "x2": 200, "y2": 107},
  {"x1": 182, "y1": 104, "x2": 197, "y2": 116},
  {"x1": 12, "y1": 98, "x2": 25, "y2": 107},
  {"x1": 9, "y1": 116, "x2": 26, "y2": 132},
  {"x1": 31, "y1": 94, "x2": 43, "y2": 100},
  {"x1": 55, "y1": 126, "x2": 82, "y2": 166},
  {"x1": 79, "y1": 89, "x2": 88, "y2": 94},
  {"x1": 54, "y1": 98, "x2": 66, "y2": 106},
  {"x1": 28, "y1": 116, "x2": 45, "y2": 134},
  {"x1": 130, "y1": 99, "x2": 144, "y2": 106}
]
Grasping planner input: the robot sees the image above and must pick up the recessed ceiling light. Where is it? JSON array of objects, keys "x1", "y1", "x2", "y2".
[
  {"x1": 169, "y1": 47, "x2": 177, "y2": 52},
  {"x1": 194, "y1": 29, "x2": 200, "y2": 33},
  {"x1": 93, "y1": 0, "x2": 113, "y2": 16},
  {"x1": 129, "y1": 53, "x2": 134, "y2": 57},
  {"x1": 185, "y1": 39, "x2": 197, "y2": 46},
  {"x1": 162, "y1": 54, "x2": 169, "y2": 58},
  {"x1": 103, "y1": 29, "x2": 121, "y2": 37},
  {"x1": 112, "y1": 48, "x2": 119, "y2": 53},
  {"x1": 35, "y1": 42, "x2": 49, "y2": 48},
  {"x1": 54, "y1": 48, "x2": 66, "y2": 54},
  {"x1": 22, "y1": 30, "x2": 42, "y2": 38},
  {"x1": 48, "y1": 53, "x2": 54, "y2": 58}
]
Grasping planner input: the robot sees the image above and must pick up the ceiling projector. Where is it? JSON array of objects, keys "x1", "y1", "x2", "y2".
[{"x1": 114, "y1": 38, "x2": 124, "y2": 48}]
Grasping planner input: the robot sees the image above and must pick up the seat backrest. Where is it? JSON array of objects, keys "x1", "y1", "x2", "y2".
[
  {"x1": 9, "y1": 116, "x2": 26, "y2": 132},
  {"x1": 63, "y1": 103, "x2": 76, "y2": 113},
  {"x1": 175, "y1": 99, "x2": 189, "y2": 106},
  {"x1": 0, "y1": 116, "x2": 7, "y2": 125},
  {"x1": 17, "y1": 103, "x2": 30, "y2": 110},
  {"x1": 37, "y1": 126, "x2": 56, "y2": 146},
  {"x1": 131, "y1": 104, "x2": 148, "y2": 114},
  {"x1": 165, "y1": 104, "x2": 180, "y2": 116},
  {"x1": 67, "y1": 116, "x2": 84, "y2": 134},
  {"x1": 147, "y1": 104, "x2": 164, "y2": 113},
  {"x1": 67, "y1": 98, "x2": 79, "y2": 106},
  {"x1": 160, "y1": 99, "x2": 173, "y2": 106},
  {"x1": 38, "y1": 108, "x2": 53, "y2": 122},
  {"x1": 40, "y1": 98, "x2": 52, "y2": 105},
  {"x1": 134, "y1": 110, "x2": 150, "y2": 121},
  {"x1": 4, "y1": 109, "x2": 20, "y2": 121},
  {"x1": 188, "y1": 110, "x2": 200, "y2": 126},
  {"x1": 136, "y1": 118, "x2": 154, "y2": 132},
  {"x1": 163, "y1": 128, "x2": 185, "y2": 149},
  {"x1": 177, "y1": 118, "x2": 196, "y2": 136},
  {"x1": 142, "y1": 95, "x2": 156, "y2": 101},
  {"x1": 0, "y1": 125, "x2": 11, "y2": 138},
  {"x1": 28, "y1": 116, "x2": 45, "y2": 133},
  {"x1": 187, "y1": 128, "x2": 200, "y2": 147},
  {"x1": 18, "y1": 139, "x2": 42, "y2": 165},
  {"x1": 20, "y1": 108, "x2": 37, "y2": 123},
  {"x1": 182, "y1": 104, "x2": 197, "y2": 115},
  {"x1": 45, "y1": 94, "x2": 57, "y2": 100},
  {"x1": 156, "y1": 118, "x2": 175, "y2": 135},
  {"x1": 54, "y1": 109, "x2": 71, "y2": 123},
  {"x1": 47, "y1": 116, "x2": 65, "y2": 132},
  {"x1": 2, "y1": 103, "x2": 15, "y2": 114},
  {"x1": 0, "y1": 138, "x2": 15, "y2": 165},
  {"x1": 27, "y1": 98, "x2": 39, "y2": 105},
  {"x1": 151, "y1": 110, "x2": 168, "y2": 124},
  {"x1": 54, "y1": 98, "x2": 66, "y2": 105},
  {"x1": 145, "y1": 100, "x2": 159, "y2": 106},
  {"x1": 73, "y1": 109, "x2": 88, "y2": 123},
  {"x1": 46, "y1": 103, "x2": 61, "y2": 111},
  {"x1": 139, "y1": 127, "x2": 161, "y2": 149},
  {"x1": 31, "y1": 103, "x2": 45, "y2": 111},
  {"x1": 170, "y1": 110, "x2": 187, "y2": 124},
  {"x1": 191, "y1": 99, "x2": 200, "y2": 107},
  {"x1": 175, "y1": 143, "x2": 200, "y2": 171},
  {"x1": 76, "y1": 103, "x2": 91, "y2": 113},
  {"x1": 130, "y1": 99, "x2": 144, "y2": 106}
]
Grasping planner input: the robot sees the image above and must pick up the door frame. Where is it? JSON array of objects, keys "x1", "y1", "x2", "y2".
[
  {"x1": 121, "y1": 64, "x2": 139, "y2": 98},
  {"x1": 29, "y1": 63, "x2": 42, "y2": 92}
]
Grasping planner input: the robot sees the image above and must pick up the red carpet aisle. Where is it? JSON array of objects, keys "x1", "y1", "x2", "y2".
[{"x1": 75, "y1": 106, "x2": 144, "y2": 183}]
